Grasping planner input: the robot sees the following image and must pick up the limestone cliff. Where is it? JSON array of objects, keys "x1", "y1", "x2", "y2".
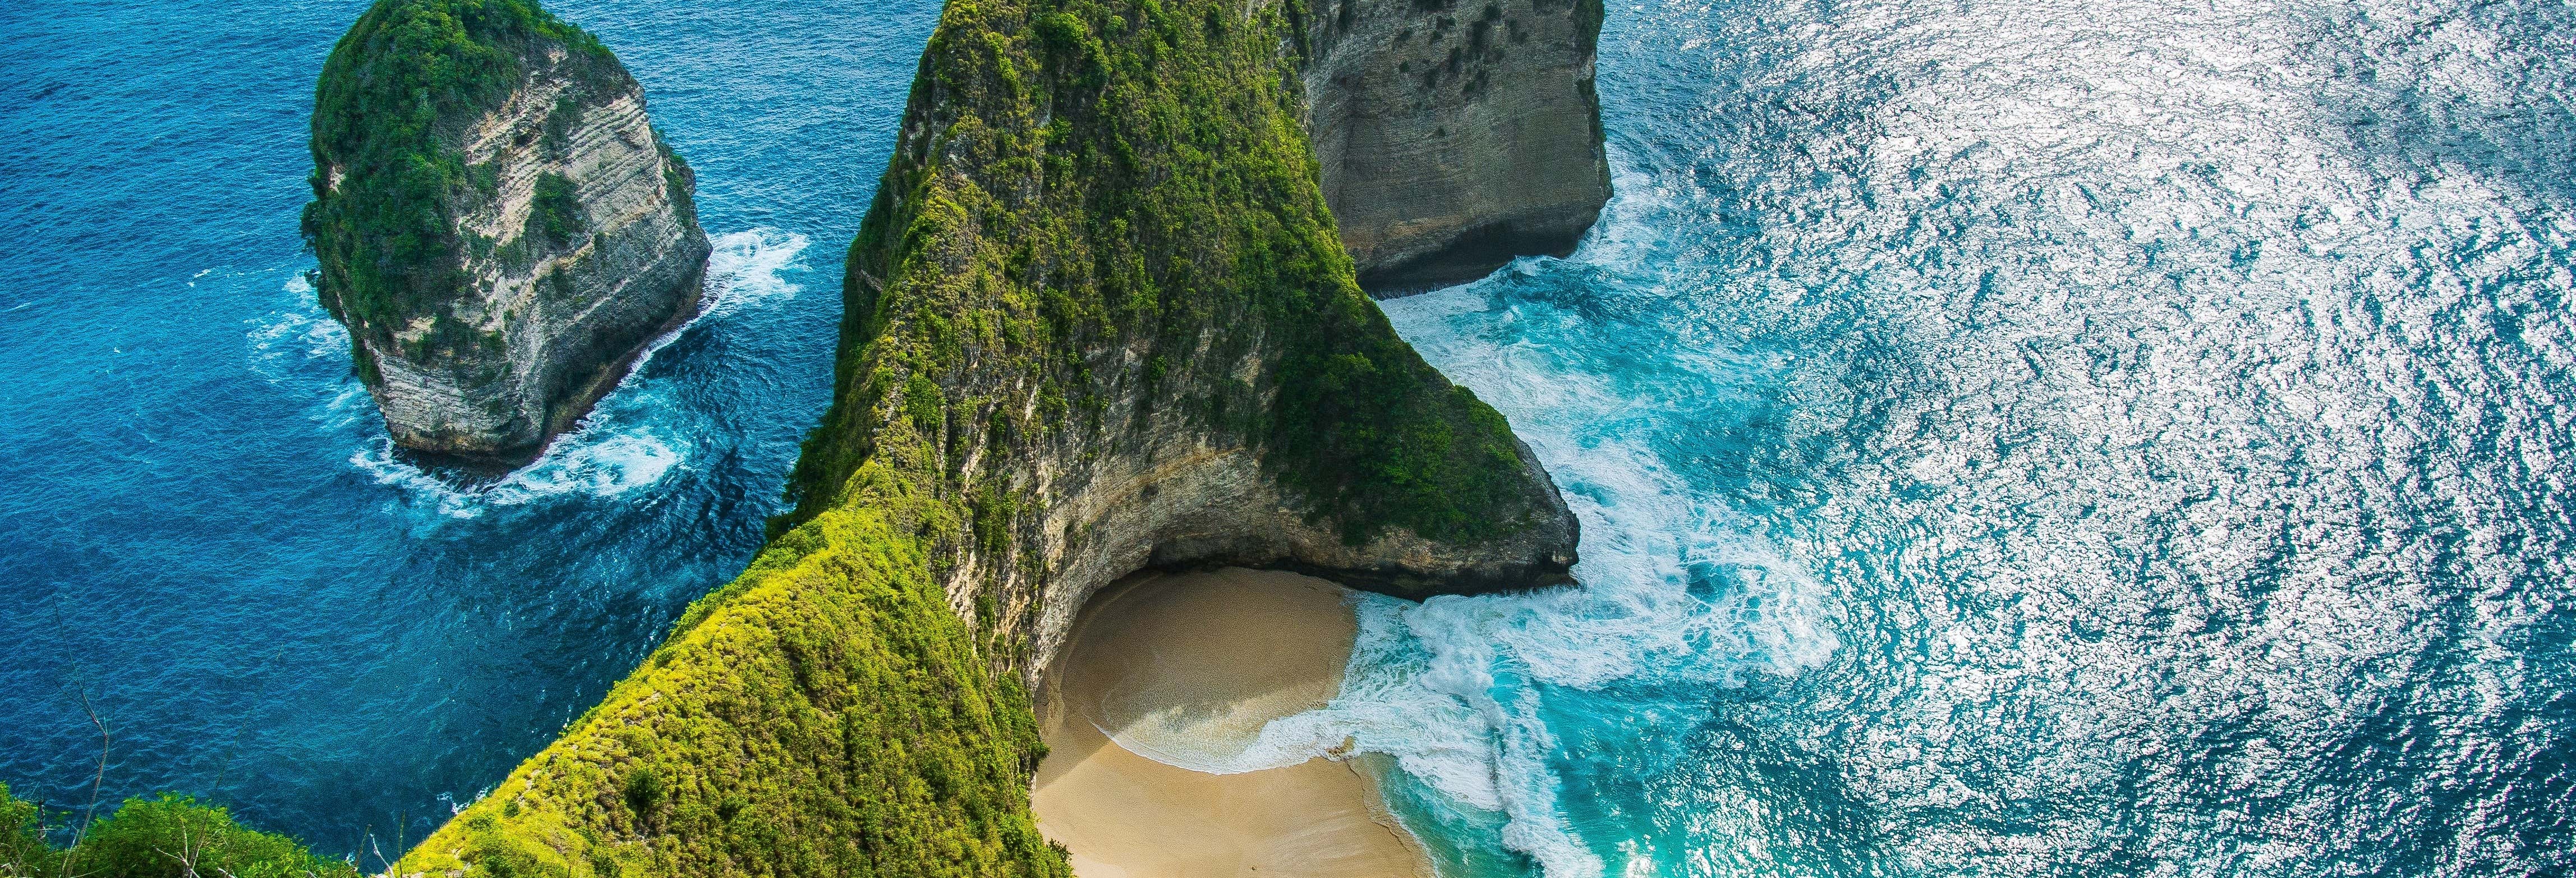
[
  {"x1": 302, "y1": 0, "x2": 710, "y2": 466},
  {"x1": 1305, "y1": 0, "x2": 1612, "y2": 293},
  {"x1": 390, "y1": 0, "x2": 1594, "y2": 876}
]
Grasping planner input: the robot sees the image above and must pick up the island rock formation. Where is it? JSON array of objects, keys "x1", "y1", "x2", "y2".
[
  {"x1": 392, "y1": 0, "x2": 1601, "y2": 875},
  {"x1": 302, "y1": 0, "x2": 710, "y2": 466},
  {"x1": 1306, "y1": 0, "x2": 1612, "y2": 293}
]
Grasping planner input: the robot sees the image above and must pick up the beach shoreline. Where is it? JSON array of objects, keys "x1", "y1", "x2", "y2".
[{"x1": 1031, "y1": 567, "x2": 1432, "y2": 878}]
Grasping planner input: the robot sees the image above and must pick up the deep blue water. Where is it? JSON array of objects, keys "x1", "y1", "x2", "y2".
[
  {"x1": 0, "y1": 0, "x2": 940, "y2": 856},
  {"x1": 4, "y1": 0, "x2": 2573, "y2": 875}
]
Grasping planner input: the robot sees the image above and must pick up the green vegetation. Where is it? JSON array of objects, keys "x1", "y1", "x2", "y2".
[
  {"x1": 301, "y1": 0, "x2": 622, "y2": 348},
  {"x1": 526, "y1": 172, "x2": 586, "y2": 248},
  {"x1": 388, "y1": 0, "x2": 1558, "y2": 874},
  {"x1": 394, "y1": 471, "x2": 1064, "y2": 878},
  {"x1": 789, "y1": 0, "x2": 1548, "y2": 545},
  {"x1": 1, "y1": 785, "x2": 42, "y2": 877},
  {"x1": 1, "y1": 783, "x2": 356, "y2": 878},
  {"x1": 654, "y1": 135, "x2": 700, "y2": 234}
]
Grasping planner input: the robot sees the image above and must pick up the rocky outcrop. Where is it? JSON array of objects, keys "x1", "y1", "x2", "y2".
[
  {"x1": 999, "y1": 300, "x2": 1580, "y2": 674},
  {"x1": 391, "y1": 0, "x2": 1596, "y2": 875},
  {"x1": 303, "y1": 0, "x2": 709, "y2": 466},
  {"x1": 1304, "y1": 0, "x2": 1612, "y2": 294}
]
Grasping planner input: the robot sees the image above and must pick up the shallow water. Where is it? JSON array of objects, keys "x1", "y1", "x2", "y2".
[{"x1": 3, "y1": 0, "x2": 2570, "y2": 874}]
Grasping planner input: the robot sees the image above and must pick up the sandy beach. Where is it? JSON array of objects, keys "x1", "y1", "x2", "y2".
[{"x1": 1032, "y1": 568, "x2": 1432, "y2": 878}]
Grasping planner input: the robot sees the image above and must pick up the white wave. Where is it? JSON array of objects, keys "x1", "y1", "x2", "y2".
[
  {"x1": 335, "y1": 227, "x2": 808, "y2": 517},
  {"x1": 1209, "y1": 285, "x2": 1842, "y2": 877},
  {"x1": 316, "y1": 380, "x2": 375, "y2": 430},
  {"x1": 349, "y1": 425, "x2": 686, "y2": 521},
  {"x1": 613, "y1": 227, "x2": 811, "y2": 389},
  {"x1": 246, "y1": 273, "x2": 349, "y2": 383},
  {"x1": 697, "y1": 228, "x2": 811, "y2": 320}
]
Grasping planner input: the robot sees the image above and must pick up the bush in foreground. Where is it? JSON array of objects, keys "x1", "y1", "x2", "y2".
[{"x1": 1, "y1": 783, "x2": 355, "y2": 878}]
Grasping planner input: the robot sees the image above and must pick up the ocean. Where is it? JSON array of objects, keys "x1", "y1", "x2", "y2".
[
  {"x1": 2, "y1": 0, "x2": 2568, "y2": 875},
  {"x1": 0, "y1": 0, "x2": 933, "y2": 855}
]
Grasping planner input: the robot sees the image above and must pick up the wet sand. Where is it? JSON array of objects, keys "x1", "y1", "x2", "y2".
[{"x1": 1033, "y1": 568, "x2": 1431, "y2": 878}]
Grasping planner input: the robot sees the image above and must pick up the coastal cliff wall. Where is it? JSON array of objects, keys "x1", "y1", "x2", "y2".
[
  {"x1": 1305, "y1": 0, "x2": 1611, "y2": 293},
  {"x1": 390, "y1": 0, "x2": 1590, "y2": 875},
  {"x1": 303, "y1": 0, "x2": 710, "y2": 465}
]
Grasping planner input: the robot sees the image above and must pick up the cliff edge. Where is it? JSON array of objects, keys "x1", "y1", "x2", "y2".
[
  {"x1": 302, "y1": 0, "x2": 711, "y2": 466},
  {"x1": 1307, "y1": 0, "x2": 1611, "y2": 293},
  {"x1": 390, "y1": 0, "x2": 1593, "y2": 875}
]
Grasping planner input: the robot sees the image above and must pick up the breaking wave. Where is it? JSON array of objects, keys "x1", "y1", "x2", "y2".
[{"x1": 246, "y1": 228, "x2": 813, "y2": 520}]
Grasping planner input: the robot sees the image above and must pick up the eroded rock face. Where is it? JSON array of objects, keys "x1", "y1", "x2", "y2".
[
  {"x1": 387, "y1": 1, "x2": 1589, "y2": 874},
  {"x1": 308, "y1": 19, "x2": 709, "y2": 466},
  {"x1": 798, "y1": 0, "x2": 1603, "y2": 679},
  {"x1": 1304, "y1": 0, "x2": 1611, "y2": 295},
  {"x1": 992, "y1": 321, "x2": 1583, "y2": 676}
]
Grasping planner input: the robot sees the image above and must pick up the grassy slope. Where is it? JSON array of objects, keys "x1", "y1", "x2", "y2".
[
  {"x1": 787, "y1": 0, "x2": 1547, "y2": 548},
  {"x1": 394, "y1": 0, "x2": 1553, "y2": 875},
  {"x1": 395, "y1": 478, "x2": 1061, "y2": 877}
]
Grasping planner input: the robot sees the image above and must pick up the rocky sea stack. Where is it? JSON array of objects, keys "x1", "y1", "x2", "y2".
[
  {"x1": 302, "y1": 0, "x2": 711, "y2": 467},
  {"x1": 387, "y1": 0, "x2": 1601, "y2": 874},
  {"x1": 1308, "y1": 0, "x2": 1613, "y2": 294}
]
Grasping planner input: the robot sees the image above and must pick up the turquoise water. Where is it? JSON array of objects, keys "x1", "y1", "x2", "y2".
[
  {"x1": 3, "y1": 0, "x2": 2571, "y2": 875},
  {"x1": 1341, "y1": 0, "x2": 2576, "y2": 874}
]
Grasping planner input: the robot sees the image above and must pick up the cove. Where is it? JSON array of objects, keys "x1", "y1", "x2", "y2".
[{"x1": 5, "y1": 0, "x2": 2574, "y2": 875}]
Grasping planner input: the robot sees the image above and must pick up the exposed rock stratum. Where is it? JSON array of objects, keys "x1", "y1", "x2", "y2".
[
  {"x1": 303, "y1": 0, "x2": 710, "y2": 466},
  {"x1": 385, "y1": 0, "x2": 1605, "y2": 874},
  {"x1": 1308, "y1": 0, "x2": 1612, "y2": 293}
]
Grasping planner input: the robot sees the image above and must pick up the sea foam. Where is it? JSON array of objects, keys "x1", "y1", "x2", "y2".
[
  {"x1": 290, "y1": 228, "x2": 811, "y2": 520},
  {"x1": 1211, "y1": 282, "x2": 1842, "y2": 877}
]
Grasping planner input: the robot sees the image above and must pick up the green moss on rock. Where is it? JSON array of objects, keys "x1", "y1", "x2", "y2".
[
  {"x1": 393, "y1": 0, "x2": 1566, "y2": 874},
  {"x1": 792, "y1": 0, "x2": 1548, "y2": 546},
  {"x1": 300, "y1": 0, "x2": 620, "y2": 343}
]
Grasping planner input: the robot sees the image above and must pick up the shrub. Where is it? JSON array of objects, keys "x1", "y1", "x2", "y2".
[
  {"x1": 388, "y1": 0, "x2": 1558, "y2": 876},
  {"x1": 0, "y1": 784, "x2": 355, "y2": 878},
  {"x1": 1, "y1": 783, "x2": 56, "y2": 878}
]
